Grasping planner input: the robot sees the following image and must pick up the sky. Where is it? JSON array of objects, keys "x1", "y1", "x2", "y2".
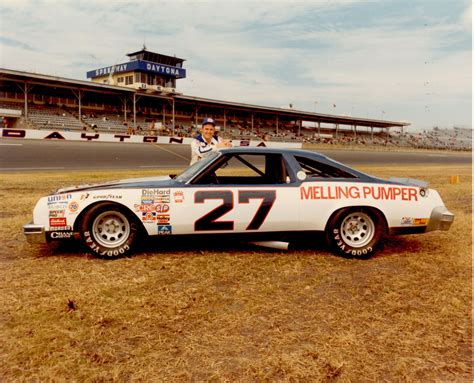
[{"x1": 0, "y1": 0, "x2": 471, "y2": 131}]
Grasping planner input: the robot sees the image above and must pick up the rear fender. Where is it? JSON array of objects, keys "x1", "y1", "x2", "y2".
[{"x1": 324, "y1": 205, "x2": 388, "y2": 235}]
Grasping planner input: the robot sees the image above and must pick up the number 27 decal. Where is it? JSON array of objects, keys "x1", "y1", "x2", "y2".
[{"x1": 194, "y1": 190, "x2": 276, "y2": 231}]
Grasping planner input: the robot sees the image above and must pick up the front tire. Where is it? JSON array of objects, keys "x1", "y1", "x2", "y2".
[
  {"x1": 326, "y1": 208, "x2": 386, "y2": 259},
  {"x1": 80, "y1": 203, "x2": 139, "y2": 258}
]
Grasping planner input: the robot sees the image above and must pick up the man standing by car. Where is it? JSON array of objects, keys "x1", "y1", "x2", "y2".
[{"x1": 190, "y1": 117, "x2": 232, "y2": 164}]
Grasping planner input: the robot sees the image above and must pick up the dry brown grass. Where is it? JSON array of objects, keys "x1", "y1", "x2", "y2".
[{"x1": 0, "y1": 165, "x2": 472, "y2": 382}]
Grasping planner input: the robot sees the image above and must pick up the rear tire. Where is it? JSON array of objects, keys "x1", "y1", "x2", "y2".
[
  {"x1": 80, "y1": 203, "x2": 139, "y2": 259},
  {"x1": 326, "y1": 208, "x2": 386, "y2": 259}
]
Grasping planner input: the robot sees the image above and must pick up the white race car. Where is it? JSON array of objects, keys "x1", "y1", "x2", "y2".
[{"x1": 24, "y1": 148, "x2": 454, "y2": 259}]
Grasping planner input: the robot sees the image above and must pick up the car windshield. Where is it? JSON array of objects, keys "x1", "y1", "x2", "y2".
[{"x1": 174, "y1": 152, "x2": 220, "y2": 183}]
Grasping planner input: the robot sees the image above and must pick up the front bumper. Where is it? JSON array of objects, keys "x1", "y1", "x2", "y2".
[
  {"x1": 426, "y1": 206, "x2": 455, "y2": 232},
  {"x1": 23, "y1": 222, "x2": 47, "y2": 244}
]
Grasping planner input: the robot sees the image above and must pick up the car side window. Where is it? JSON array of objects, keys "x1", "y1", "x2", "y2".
[
  {"x1": 191, "y1": 153, "x2": 289, "y2": 185},
  {"x1": 295, "y1": 156, "x2": 357, "y2": 179}
]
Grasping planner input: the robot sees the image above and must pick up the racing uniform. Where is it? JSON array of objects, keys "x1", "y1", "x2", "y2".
[{"x1": 190, "y1": 134, "x2": 224, "y2": 165}]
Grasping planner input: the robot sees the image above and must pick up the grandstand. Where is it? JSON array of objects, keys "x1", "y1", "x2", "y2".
[{"x1": 0, "y1": 48, "x2": 470, "y2": 150}]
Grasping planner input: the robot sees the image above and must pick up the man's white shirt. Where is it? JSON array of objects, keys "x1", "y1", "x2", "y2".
[{"x1": 190, "y1": 134, "x2": 224, "y2": 165}]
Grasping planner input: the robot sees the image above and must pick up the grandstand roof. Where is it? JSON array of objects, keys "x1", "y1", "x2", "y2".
[
  {"x1": 175, "y1": 95, "x2": 410, "y2": 129},
  {"x1": 0, "y1": 68, "x2": 137, "y2": 95},
  {"x1": 0, "y1": 68, "x2": 410, "y2": 129}
]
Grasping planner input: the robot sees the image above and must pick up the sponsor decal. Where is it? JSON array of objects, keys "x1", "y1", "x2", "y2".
[
  {"x1": 93, "y1": 194, "x2": 123, "y2": 200},
  {"x1": 141, "y1": 197, "x2": 155, "y2": 205},
  {"x1": 68, "y1": 201, "x2": 79, "y2": 213},
  {"x1": 401, "y1": 217, "x2": 413, "y2": 225},
  {"x1": 142, "y1": 189, "x2": 170, "y2": 197},
  {"x1": 80, "y1": 193, "x2": 90, "y2": 201},
  {"x1": 141, "y1": 212, "x2": 157, "y2": 222},
  {"x1": 49, "y1": 209, "x2": 66, "y2": 218},
  {"x1": 401, "y1": 217, "x2": 429, "y2": 226},
  {"x1": 413, "y1": 218, "x2": 428, "y2": 225},
  {"x1": 157, "y1": 214, "x2": 170, "y2": 224},
  {"x1": 49, "y1": 226, "x2": 72, "y2": 231},
  {"x1": 48, "y1": 231, "x2": 74, "y2": 240},
  {"x1": 142, "y1": 189, "x2": 171, "y2": 204},
  {"x1": 157, "y1": 225, "x2": 172, "y2": 235},
  {"x1": 47, "y1": 202, "x2": 68, "y2": 210},
  {"x1": 48, "y1": 194, "x2": 72, "y2": 203},
  {"x1": 300, "y1": 185, "x2": 418, "y2": 202},
  {"x1": 50, "y1": 217, "x2": 67, "y2": 227},
  {"x1": 173, "y1": 191, "x2": 184, "y2": 203},
  {"x1": 134, "y1": 203, "x2": 170, "y2": 213}
]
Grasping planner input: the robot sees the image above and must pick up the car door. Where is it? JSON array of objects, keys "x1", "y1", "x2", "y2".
[{"x1": 170, "y1": 152, "x2": 300, "y2": 236}]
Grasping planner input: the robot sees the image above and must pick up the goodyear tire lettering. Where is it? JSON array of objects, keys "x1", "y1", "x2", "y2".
[{"x1": 326, "y1": 208, "x2": 386, "y2": 259}]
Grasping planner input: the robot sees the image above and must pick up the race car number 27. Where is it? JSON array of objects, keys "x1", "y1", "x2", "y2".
[{"x1": 194, "y1": 190, "x2": 276, "y2": 231}]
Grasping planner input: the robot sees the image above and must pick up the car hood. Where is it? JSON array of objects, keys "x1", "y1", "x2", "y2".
[{"x1": 55, "y1": 175, "x2": 175, "y2": 194}]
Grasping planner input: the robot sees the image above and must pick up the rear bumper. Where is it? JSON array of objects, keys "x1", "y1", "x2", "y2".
[
  {"x1": 426, "y1": 206, "x2": 455, "y2": 232},
  {"x1": 23, "y1": 222, "x2": 47, "y2": 244}
]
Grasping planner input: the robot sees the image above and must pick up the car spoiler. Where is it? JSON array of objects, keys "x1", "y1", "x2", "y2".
[{"x1": 389, "y1": 177, "x2": 429, "y2": 188}]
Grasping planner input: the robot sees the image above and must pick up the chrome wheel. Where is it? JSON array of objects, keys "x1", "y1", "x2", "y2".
[
  {"x1": 340, "y1": 212, "x2": 375, "y2": 248},
  {"x1": 92, "y1": 210, "x2": 130, "y2": 248}
]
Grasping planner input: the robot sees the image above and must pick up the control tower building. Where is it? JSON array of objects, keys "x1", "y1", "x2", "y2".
[{"x1": 86, "y1": 47, "x2": 186, "y2": 94}]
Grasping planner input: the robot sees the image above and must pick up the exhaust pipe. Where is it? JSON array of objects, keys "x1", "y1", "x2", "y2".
[{"x1": 249, "y1": 241, "x2": 289, "y2": 251}]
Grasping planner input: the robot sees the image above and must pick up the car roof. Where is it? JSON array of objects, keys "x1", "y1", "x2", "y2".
[
  {"x1": 218, "y1": 147, "x2": 374, "y2": 180},
  {"x1": 219, "y1": 147, "x2": 326, "y2": 159}
]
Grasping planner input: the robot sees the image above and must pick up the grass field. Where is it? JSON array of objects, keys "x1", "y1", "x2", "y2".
[{"x1": 0, "y1": 164, "x2": 472, "y2": 381}]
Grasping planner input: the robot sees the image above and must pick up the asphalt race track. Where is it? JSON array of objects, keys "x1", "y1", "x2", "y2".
[{"x1": 0, "y1": 138, "x2": 471, "y2": 172}]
